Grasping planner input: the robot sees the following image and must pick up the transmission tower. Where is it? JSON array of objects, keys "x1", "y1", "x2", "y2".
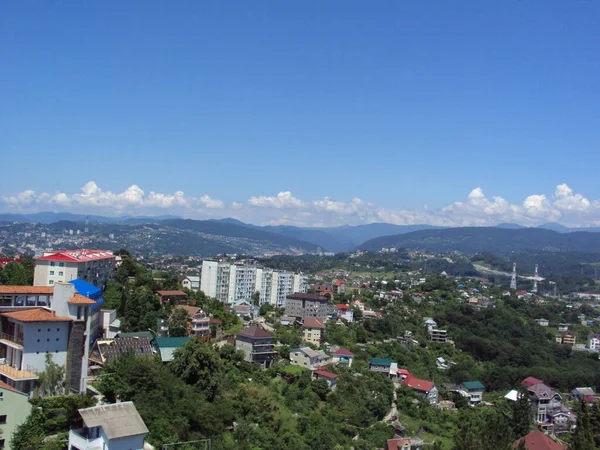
[
  {"x1": 84, "y1": 215, "x2": 89, "y2": 234},
  {"x1": 510, "y1": 263, "x2": 517, "y2": 290},
  {"x1": 532, "y1": 264, "x2": 539, "y2": 293}
]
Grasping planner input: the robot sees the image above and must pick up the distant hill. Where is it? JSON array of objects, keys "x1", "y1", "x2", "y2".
[
  {"x1": 494, "y1": 223, "x2": 526, "y2": 229},
  {"x1": 0, "y1": 212, "x2": 180, "y2": 224},
  {"x1": 359, "y1": 227, "x2": 600, "y2": 254}
]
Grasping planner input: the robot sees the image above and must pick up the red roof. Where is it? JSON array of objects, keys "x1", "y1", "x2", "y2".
[
  {"x1": 0, "y1": 286, "x2": 54, "y2": 295},
  {"x1": 332, "y1": 348, "x2": 355, "y2": 357},
  {"x1": 333, "y1": 280, "x2": 347, "y2": 286},
  {"x1": 36, "y1": 250, "x2": 115, "y2": 262},
  {"x1": 521, "y1": 376, "x2": 544, "y2": 387},
  {"x1": 335, "y1": 304, "x2": 349, "y2": 310},
  {"x1": 302, "y1": 317, "x2": 325, "y2": 329},
  {"x1": 1, "y1": 308, "x2": 72, "y2": 322},
  {"x1": 0, "y1": 380, "x2": 27, "y2": 395},
  {"x1": 403, "y1": 375, "x2": 434, "y2": 392},
  {"x1": 513, "y1": 430, "x2": 567, "y2": 450},
  {"x1": 314, "y1": 369, "x2": 337, "y2": 379},
  {"x1": 388, "y1": 438, "x2": 414, "y2": 450},
  {"x1": 209, "y1": 318, "x2": 222, "y2": 325},
  {"x1": 397, "y1": 369, "x2": 410, "y2": 375},
  {"x1": 68, "y1": 294, "x2": 96, "y2": 305}
]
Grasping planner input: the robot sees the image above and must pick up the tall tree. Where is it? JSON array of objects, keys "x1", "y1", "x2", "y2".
[
  {"x1": 121, "y1": 286, "x2": 160, "y2": 332},
  {"x1": 37, "y1": 354, "x2": 66, "y2": 397},
  {"x1": 168, "y1": 308, "x2": 190, "y2": 337},
  {"x1": 570, "y1": 400, "x2": 596, "y2": 450},
  {"x1": 511, "y1": 387, "x2": 532, "y2": 438}
]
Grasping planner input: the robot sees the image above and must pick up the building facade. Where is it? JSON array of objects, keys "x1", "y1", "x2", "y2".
[
  {"x1": 235, "y1": 326, "x2": 277, "y2": 368},
  {"x1": 200, "y1": 261, "x2": 307, "y2": 306},
  {"x1": 285, "y1": 293, "x2": 331, "y2": 319},
  {"x1": 302, "y1": 317, "x2": 325, "y2": 345},
  {"x1": 34, "y1": 250, "x2": 116, "y2": 289}
]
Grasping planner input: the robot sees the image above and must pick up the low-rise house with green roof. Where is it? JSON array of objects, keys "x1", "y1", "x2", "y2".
[
  {"x1": 369, "y1": 357, "x2": 392, "y2": 373},
  {"x1": 153, "y1": 337, "x2": 191, "y2": 362},
  {"x1": 460, "y1": 381, "x2": 485, "y2": 405}
]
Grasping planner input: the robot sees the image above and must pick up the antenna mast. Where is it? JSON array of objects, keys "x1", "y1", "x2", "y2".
[
  {"x1": 510, "y1": 263, "x2": 517, "y2": 290},
  {"x1": 532, "y1": 264, "x2": 539, "y2": 293}
]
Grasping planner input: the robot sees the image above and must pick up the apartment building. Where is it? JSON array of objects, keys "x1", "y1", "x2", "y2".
[
  {"x1": 0, "y1": 283, "x2": 93, "y2": 395},
  {"x1": 200, "y1": 261, "x2": 308, "y2": 306},
  {"x1": 34, "y1": 249, "x2": 116, "y2": 289},
  {"x1": 302, "y1": 317, "x2": 325, "y2": 345},
  {"x1": 588, "y1": 333, "x2": 600, "y2": 350},
  {"x1": 285, "y1": 293, "x2": 331, "y2": 319}
]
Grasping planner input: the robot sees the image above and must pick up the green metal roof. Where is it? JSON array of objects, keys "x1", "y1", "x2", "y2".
[
  {"x1": 154, "y1": 337, "x2": 191, "y2": 348},
  {"x1": 462, "y1": 381, "x2": 485, "y2": 390},
  {"x1": 117, "y1": 331, "x2": 155, "y2": 340},
  {"x1": 370, "y1": 357, "x2": 392, "y2": 366}
]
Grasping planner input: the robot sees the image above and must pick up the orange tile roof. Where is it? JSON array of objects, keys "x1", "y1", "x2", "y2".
[
  {"x1": 1, "y1": 308, "x2": 72, "y2": 322},
  {"x1": 0, "y1": 286, "x2": 54, "y2": 295},
  {"x1": 0, "y1": 380, "x2": 27, "y2": 395},
  {"x1": 68, "y1": 294, "x2": 96, "y2": 305}
]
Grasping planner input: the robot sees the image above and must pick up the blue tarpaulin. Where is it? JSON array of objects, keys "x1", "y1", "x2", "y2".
[{"x1": 69, "y1": 279, "x2": 104, "y2": 309}]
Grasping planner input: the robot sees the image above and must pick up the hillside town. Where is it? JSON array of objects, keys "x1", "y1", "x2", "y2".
[{"x1": 1, "y1": 247, "x2": 600, "y2": 450}]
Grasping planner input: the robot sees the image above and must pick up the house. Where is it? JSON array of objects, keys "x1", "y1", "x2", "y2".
[
  {"x1": 428, "y1": 328, "x2": 449, "y2": 344},
  {"x1": 235, "y1": 326, "x2": 277, "y2": 368},
  {"x1": 100, "y1": 309, "x2": 121, "y2": 339},
  {"x1": 302, "y1": 317, "x2": 325, "y2": 345},
  {"x1": 557, "y1": 324, "x2": 569, "y2": 332},
  {"x1": 285, "y1": 293, "x2": 331, "y2": 319},
  {"x1": 289, "y1": 347, "x2": 330, "y2": 370},
  {"x1": 331, "y1": 348, "x2": 355, "y2": 368},
  {"x1": 571, "y1": 387, "x2": 598, "y2": 404},
  {"x1": 512, "y1": 429, "x2": 567, "y2": 450},
  {"x1": 587, "y1": 333, "x2": 600, "y2": 350},
  {"x1": 153, "y1": 337, "x2": 191, "y2": 362},
  {"x1": 555, "y1": 331, "x2": 576, "y2": 345},
  {"x1": 177, "y1": 275, "x2": 200, "y2": 291},
  {"x1": 535, "y1": 318, "x2": 549, "y2": 327},
  {"x1": 68, "y1": 401, "x2": 150, "y2": 450},
  {"x1": 332, "y1": 280, "x2": 347, "y2": 294},
  {"x1": 0, "y1": 381, "x2": 32, "y2": 450},
  {"x1": 90, "y1": 336, "x2": 154, "y2": 366},
  {"x1": 230, "y1": 299, "x2": 259, "y2": 319},
  {"x1": 525, "y1": 381, "x2": 563, "y2": 431},
  {"x1": 335, "y1": 304, "x2": 353, "y2": 322},
  {"x1": 369, "y1": 357, "x2": 392, "y2": 373},
  {"x1": 521, "y1": 376, "x2": 544, "y2": 387},
  {"x1": 313, "y1": 369, "x2": 337, "y2": 388},
  {"x1": 386, "y1": 437, "x2": 424, "y2": 450},
  {"x1": 423, "y1": 318, "x2": 437, "y2": 330},
  {"x1": 156, "y1": 290, "x2": 187, "y2": 304},
  {"x1": 175, "y1": 305, "x2": 210, "y2": 340},
  {"x1": 313, "y1": 283, "x2": 334, "y2": 298},
  {"x1": 34, "y1": 249, "x2": 116, "y2": 288},
  {"x1": 403, "y1": 374, "x2": 438, "y2": 405},
  {"x1": 0, "y1": 281, "x2": 96, "y2": 395},
  {"x1": 459, "y1": 381, "x2": 485, "y2": 405}
]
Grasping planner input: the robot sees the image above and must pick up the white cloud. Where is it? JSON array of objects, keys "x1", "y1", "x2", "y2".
[{"x1": 3, "y1": 181, "x2": 600, "y2": 228}]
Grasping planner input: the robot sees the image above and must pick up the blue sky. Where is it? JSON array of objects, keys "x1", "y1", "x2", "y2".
[{"x1": 1, "y1": 1, "x2": 599, "y2": 226}]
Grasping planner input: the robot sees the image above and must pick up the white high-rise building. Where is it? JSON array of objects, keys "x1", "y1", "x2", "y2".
[{"x1": 200, "y1": 262, "x2": 307, "y2": 306}]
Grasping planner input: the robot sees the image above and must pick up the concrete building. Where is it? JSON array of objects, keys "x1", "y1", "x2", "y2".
[
  {"x1": 289, "y1": 347, "x2": 330, "y2": 370},
  {"x1": 331, "y1": 348, "x2": 355, "y2": 368},
  {"x1": 235, "y1": 326, "x2": 277, "y2": 368},
  {"x1": 428, "y1": 328, "x2": 449, "y2": 344},
  {"x1": 34, "y1": 250, "x2": 116, "y2": 289},
  {"x1": 302, "y1": 317, "x2": 325, "y2": 345},
  {"x1": 68, "y1": 401, "x2": 150, "y2": 450},
  {"x1": 0, "y1": 381, "x2": 32, "y2": 450},
  {"x1": 285, "y1": 293, "x2": 331, "y2": 319},
  {"x1": 200, "y1": 261, "x2": 308, "y2": 306},
  {"x1": 175, "y1": 305, "x2": 210, "y2": 340},
  {"x1": 0, "y1": 283, "x2": 93, "y2": 395},
  {"x1": 588, "y1": 333, "x2": 600, "y2": 350},
  {"x1": 178, "y1": 275, "x2": 200, "y2": 291}
]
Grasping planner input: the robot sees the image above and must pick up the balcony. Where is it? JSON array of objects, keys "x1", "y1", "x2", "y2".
[
  {"x1": 0, "y1": 332, "x2": 23, "y2": 348},
  {"x1": 0, "y1": 363, "x2": 38, "y2": 380},
  {"x1": 69, "y1": 429, "x2": 104, "y2": 450}
]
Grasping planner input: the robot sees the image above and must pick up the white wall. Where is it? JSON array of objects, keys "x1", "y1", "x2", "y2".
[
  {"x1": 200, "y1": 261, "x2": 218, "y2": 298},
  {"x1": 100, "y1": 428, "x2": 147, "y2": 450},
  {"x1": 34, "y1": 261, "x2": 78, "y2": 286},
  {"x1": 21, "y1": 321, "x2": 70, "y2": 372}
]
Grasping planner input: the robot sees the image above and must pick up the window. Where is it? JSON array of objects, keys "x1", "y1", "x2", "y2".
[
  {"x1": 50, "y1": 262, "x2": 55, "y2": 266},
  {"x1": 0, "y1": 415, "x2": 6, "y2": 424},
  {"x1": 0, "y1": 438, "x2": 4, "y2": 448},
  {"x1": 58, "y1": 272, "x2": 63, "y2": 276},
  {"x1": 49, "y1": 280, "x2": 54, "y2": 285},
  {"x1": 59, "y1": 262, "x2": 64, "y2": 267},
  {"x1": 50, "y1": 271, "x2": 55, "y2": 275}
]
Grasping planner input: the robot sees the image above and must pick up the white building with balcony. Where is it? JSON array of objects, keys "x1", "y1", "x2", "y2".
[{"x1": 34, "y1": 249, "x2": 116, "y2": 289}]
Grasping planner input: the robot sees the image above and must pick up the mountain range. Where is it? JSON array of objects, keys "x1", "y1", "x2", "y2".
[{"x1": 3, "y1": 212, "x2": 600, "y2": 255}]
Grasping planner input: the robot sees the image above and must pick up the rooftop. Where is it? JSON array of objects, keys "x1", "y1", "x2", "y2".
[
  {"x1": 287, "y1": 293, "x2": 329, "y2": 301},
  {"x1": 370, "y1": 357, "x2": 392, "y2": 366},
  {"x1": 1, "y1": 308, "x2": 72, "y2": 322},
  {"x1": 37, "y1": 249, "x2": 115, "y2": 262},
  {"x1": 68, "y1": 294, "x2": 96, "y2": 305},
  {"x1": 404, "y1": 375, "x2": 435, "y2": 392},
  {"x1": 0, "y1": 380, "x2": 28, "y2": 395},
  {"x1": 462, "y1": 381, "x2": 485, "y2": 390},
  {"x1": 236, "y1": 326, "x2": 273, "y2": 339},
  {"x1": 302, "y1": 317, "x2": 325, "y2": 329},
  {"x1": 154, "y1": 337, "x2": 191, "y2": 348},
  {"x1": 79, "y1": 401, "x2": 149, "y2": 440},
  {"x1": 156, "y1": 290, "x2": 187, "y2": 296},
  {"x1": 314, "y1": 369, "x2": 337, "y2": 379},
  {"x1": 332, "y1": 348, "x2": 355, "y2": 357},
  {"x1": 0, "y1": 286, "x2": 54, "y2": 295},
  {"x1": 521, "y1": 376, "x2": 544, "y2": 387},
  {"x1": 512, "y1": 430, "x2": 567, "y2": 450}
]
